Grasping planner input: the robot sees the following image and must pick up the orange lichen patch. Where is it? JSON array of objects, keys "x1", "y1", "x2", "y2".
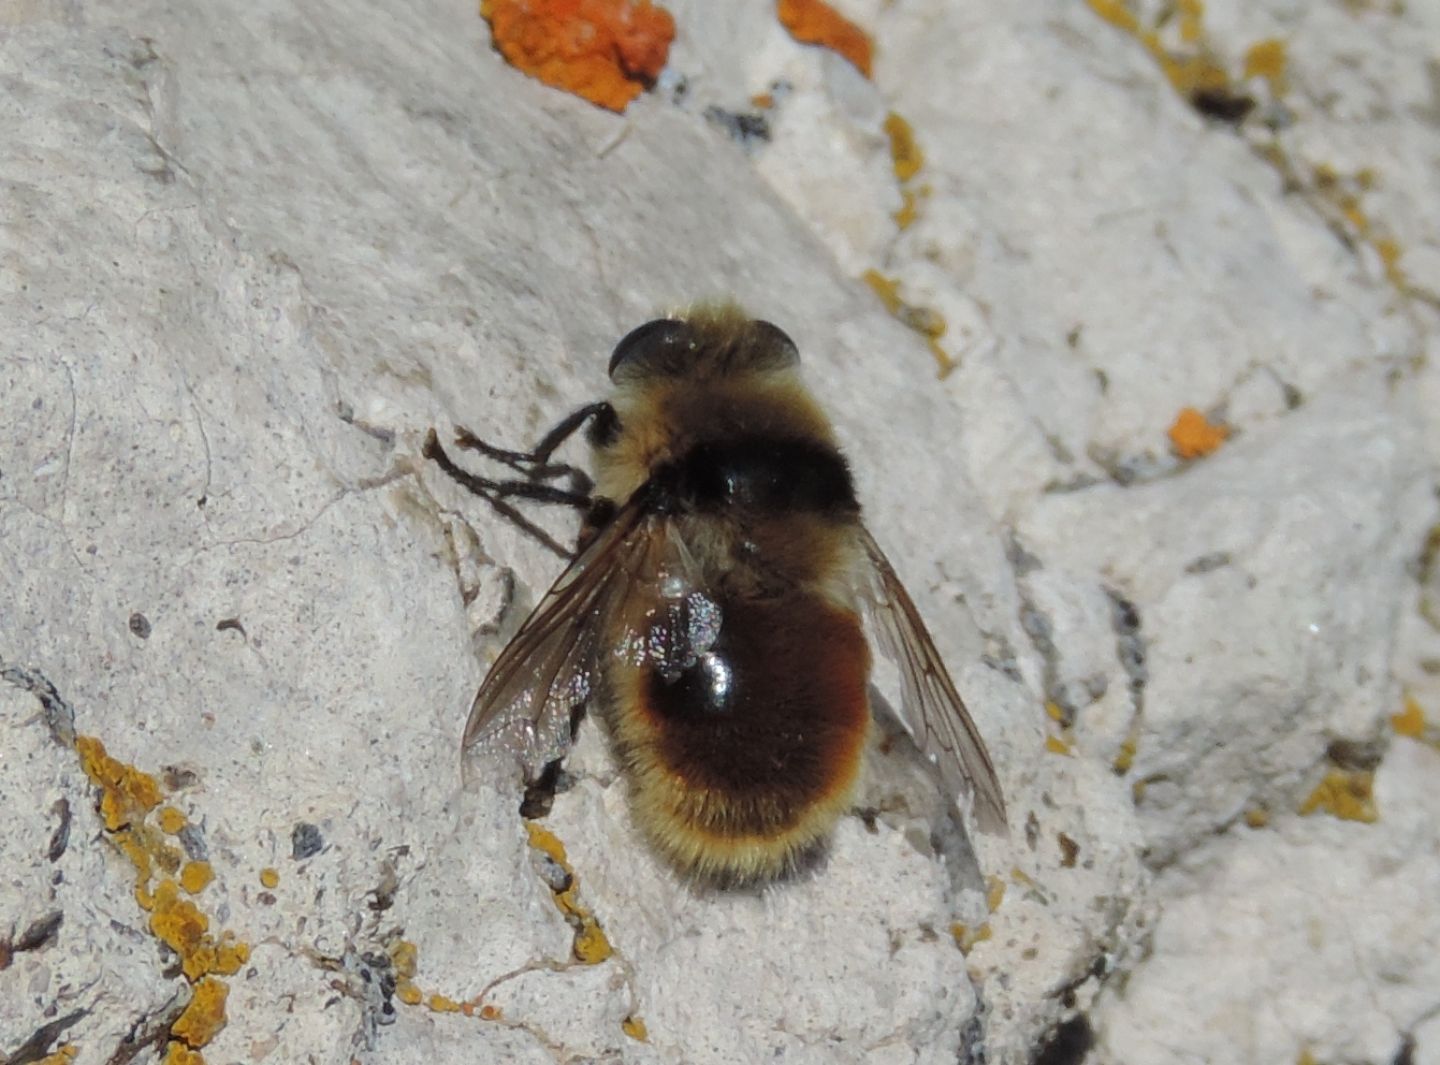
[
  {"x1": 861, "y1": 270, "x2": 957, "y2": 377},
  {"x1": 1243, "y1": 38, "x2": 1287, "y2": 85},
  {"x1": 1300, "y1": 769, "x2": 1378, "y2": 823},
  {"x1": 777, "y1": 0, "x2": 872, "y2": 78},
  {"x1": 1168, "y1": 407, "x2": 1228, "y2": 459},
  {"x1": 622, "y1": 1016, "x2": 650, "y2": 1041},
  {"x1": 479, "y1": 1004, "x2": 503, "y2": 1020},
  {"x1": 258, "y1": 867, "x2": 280, "y2": 889},
  {"x1": 158, "y1": 806, "x2": 189, "y2": 834},
  {"x1": 1392, "y1": 696, "x2": 1426, "y2": 738},
  {"x1": 480, "y1": 0, "x2": 676, "y2": 112},
  {"x1": 1045, "y1": 735, "x2": 1073, "y2": 756},
  {"x1": 883, "y1": 113, "x2": 924, "y2": 182},
  {"x1": 950, "y1": 921, "x2": 992, "y2": 953},
  {"x1": 179, "y1": 861, "x2": 214, "y2": 895},
  {"x1": 171, "y1": 978, "x2": 229, "y2": 1048},
  {"x1": 76, "y1": 735, "x2": 163, "y2": 830}
]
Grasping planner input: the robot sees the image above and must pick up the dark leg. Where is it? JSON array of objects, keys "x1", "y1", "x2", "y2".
[
  {"x1": 452, "y1": 402, "x2": 615, "y2": 496},
  {"x1": 424, "y1": 430, "x2": 584, "y2": 558}
]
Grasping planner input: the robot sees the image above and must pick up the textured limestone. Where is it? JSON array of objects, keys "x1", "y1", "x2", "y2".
[{"x1": 2, "y1": 0, "x2": 1436, "y2": 1063}]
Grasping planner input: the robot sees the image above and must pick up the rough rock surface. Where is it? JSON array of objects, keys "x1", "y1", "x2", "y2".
[{"x1": 2, "y1": 0, "x2": 1436, "y2": 1063}]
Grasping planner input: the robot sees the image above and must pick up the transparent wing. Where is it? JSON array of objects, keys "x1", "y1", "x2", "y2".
[
  {"x1": 855, "y1": 525, "x2": 1008, "y2": 834},
  {"x1": 462, "y1": 499, "x2": 712, "y2": 780},
  {"x1": 462, "y1": 496, "x2": 652, "y2": 776}
]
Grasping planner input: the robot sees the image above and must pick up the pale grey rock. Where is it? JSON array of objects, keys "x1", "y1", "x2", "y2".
[
  {"x1": 1090, "y1": 738, "x2": 1440, "y2": 1065},
  {"x1": 2, "y1": 0, "x2": 1436, "y2": 1063}
]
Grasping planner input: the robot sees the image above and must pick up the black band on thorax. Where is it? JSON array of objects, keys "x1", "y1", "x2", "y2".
[{"x1": 648, "y1": 435, "x2": 858, "y2": 517}]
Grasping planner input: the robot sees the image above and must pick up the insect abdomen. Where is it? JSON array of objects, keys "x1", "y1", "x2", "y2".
[{"x1": 606, "y1": 594, "x2": 872, "y2": 885}]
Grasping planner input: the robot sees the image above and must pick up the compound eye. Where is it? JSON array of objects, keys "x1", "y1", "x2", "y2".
[
  {"x1": 608, "y1": 318, "x2": 694, "y2": 380},
  {"x1": 749, "y1": 320, "x2": 800, "y2": 367}
]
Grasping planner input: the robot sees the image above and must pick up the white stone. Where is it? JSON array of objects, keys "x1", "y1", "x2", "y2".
[{"x1": 3, "y1": 0, "x2": 1436, "y2": 1061}]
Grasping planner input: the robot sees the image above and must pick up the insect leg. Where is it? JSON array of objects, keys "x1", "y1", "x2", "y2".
[
  {"x1": 424, "y1": 430, "x2": 579, "y2": 558},
  {"x1": 453, "y1": 402, "x2": 615, "y2": 495}
]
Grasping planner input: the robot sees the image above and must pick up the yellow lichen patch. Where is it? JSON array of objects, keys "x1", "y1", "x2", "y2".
[
  {"x1": 525, "y1": 822, "x2": 615, "y2": 965},
  {"x1": 985, "y1": 874, "x2": 1006, "y2": 912},
  {"x1": 150, "y1": 880, "x2": 210, "y2": 976},
  {"x1": 860, "y1": 270, "x2": 957, "y2": 377},
  {"x1": 1113, "y1": 735, "x2": 1138, "y2": 774},
  {"x1": 950, "y1": 922, "x2": 992, "y2": 953},
  {"x1": 258, "y1": 867, "x2": 280, "y2": 889},
  {"x1": 884, "y1": 112, "x2": 924, "y2": 182},
  {"x1": 1085, "y1": 0, "x2": 1139, "y2": 34},
  {"x1": 1243, "y1": 38, "x2": 1287, "y2": 85},
  {"x1": 622, "y1": 1015, "x2": 650, "y2": 1041},
  {"x1": 524, "y1": 822, "x2": 568, "y2": 864},
  {"x1": 1300, "y1": 769, "x2": 1378, "y2": 823},
  {"x1": 387, "y1": 941, "x2": 473, "y2": 1016},
  {"x1": 427, "y1": 993, "x2": 463, "y2": 1013},
  {"x1": 35, "y1": 1048, "x2": 76, "y2": 1064},
  {"x1": 76, "y1": 735, "x2": 163, "y2": 830},
  {"x1": 1010, "y1": 867, "x2": 1037, "y2": 889},
  {"x1": 69, "y1": 733, "x2": 251, "y2": 1065},
  {"x1": 180, "y1": 861, "x2": 214, "y2": 895},
  {"x1": 1044, "y1": 701, "x2": 1066, "y2": 723},
  {"x1": 893, "y1": 187, "x2": 922, "y2": 230},
  {"x1": 1391, "y1": 696, "x2": 1426, "y2": 738},
  {"x1": 390, "y1": 939, "x2": 419, "y2": 981},
  {"x1": 883, "y1": 112, "x2": 928, "y2": 229},
  {"x1": 777, "y1": 0, "x2": 873, "y2": 78},
  {"x1": 1374, "y1": 238, "x2": 1405, "y2": 287},
  {"x1": 171, "y1": 977, "x2": 229, "y2": 1048},
  {"x1": 573, "y1": 920, "x2": 614, "y2": 964},
  {"x1": 1244, "y1": 807, "x2": 1270, "y2": 828},
  {"x1": 1168, "y1": 407, "x2": 1228, "y2": 459},
  {"x1": 1297, "y1": 1050, "x2": 1317, "y2": 1065},
  {"x1": 1045, "y1": 735, "x2": 1073, "y2": 756},
  {"x1": 149, "y1": 880, "x2": 249, "y2": 981},
  {"x1": 154, "y1": 843, "x2": 184, "y2": 876}
]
